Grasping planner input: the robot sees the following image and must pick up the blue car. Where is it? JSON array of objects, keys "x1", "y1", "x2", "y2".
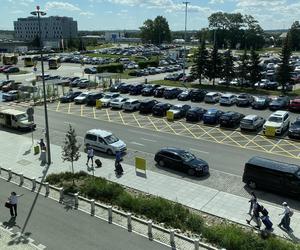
[{"x1": 203, "y1": 108, "x2": 224, "y2": 125}]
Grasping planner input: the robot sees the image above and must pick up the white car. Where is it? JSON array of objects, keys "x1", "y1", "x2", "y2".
[
  {"x1": 219, "y1": 93, "x2": 237, "y2": 106},
  {"x1": 254, "y1": 79, "x2": 270, "y2": 88},
  {"x1": 263, "y1": 110, "x2": 290, "y2": 135},
  {"x1": 74, "y1": 92, "x2": 90, "y2": 104},
  {"x1": 122, "y1": 99, "x2": 140, "y2": 111},
  {"x1": 84, "y1": 129, "x2": 126, "y2": 155},
  {"x1": 229, "y1": 79, "x2": 240, "y2": 86},
  {"x1": 110, "y1": 97, "x2": 129, "y2": 109},
  {"x1": 99, "y1": 93, "x2": 120, "y2": 107},
  {"x1": 204, "y1": 92, "x2": 221, "y2": 103}
]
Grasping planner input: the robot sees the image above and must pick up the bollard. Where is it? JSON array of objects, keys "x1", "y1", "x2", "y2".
[
  {"x1": 170, "y1": 229, "x2": 175, "y2": 246},
  {"x1": 32, "y1": 178, "x2": 36, "y2": 190},
  {"x1": 74, "y1": 193, "x2": 79, "y2": 208},
  {"x1": 45, "y1": 182, "x2": 49, "y2": 195},
  {"x1": 91, "y1": 199, "x2": 95, "y2": 216},
  {"x1": 108, "y1": 206, "x2": 112, "y2": 223},
  {"x1": 8, "y1": 168, "x2": 12, "y2": 180},
  {"x1": 19, "y1": 173, "x2": 24, "y2": 186},
  {"x1": 194, "y1": 239, "x2": 199, "y2": 250},
  {"x1": 59, "y1": 187, "x2": 64, "y2": 203},
  {"x1": 148, "y1": 220, "x2": 153, "y2": 240},
  {"x1": 127, "y1": 213, "x2": 132, "y2": 232}
]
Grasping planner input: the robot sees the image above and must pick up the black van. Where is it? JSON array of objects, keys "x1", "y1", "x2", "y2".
[{"x1": 242, "y1": 156, "x2": 300, "y2": 197}]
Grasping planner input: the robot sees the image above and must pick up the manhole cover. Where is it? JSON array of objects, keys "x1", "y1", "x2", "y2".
[{"x1": 17, "y1": 159, "x2": 32, "y2": 166}]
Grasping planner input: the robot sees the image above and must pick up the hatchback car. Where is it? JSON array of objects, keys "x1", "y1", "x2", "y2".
[
  {"x1": 122, "y1": 99, "x2": 140, "y2": 111},
  {"x1": 219, "y1": 111, "x2": 245, "y2": 128},
  {"x1": 129, "y1": 84, "x2": 145, "y2": 95},
  {"x1": 78, "y1": 79, "x2": 90, "y2": 89},
  {"x1": 204, "y1": 92, "x2": 221, "y2": 103},
  {"x1": 269, "y1": 96, "x2": 290, "y2": 111},
  {"x1": 251, "y1": 96, "x2": 271, "y2": 109},
  {"x1": 60, "y1": 91, "x2": 82, "y2": 103},
  {"x1": 236, "y1": 93, "x2": 254, "y2": 107},
  {"x1": 154, "y1": 147, "x2": 209, "y2": 176},
  {"x1": 74, "y1": 92, "x2": 91, "y2": 104},
  {"x1": 219, "y1": 94, "x2": 237, "y2": 106},
  {"x1": 163, "y1": 88, "x2": 182, "y2": 99},
  {"x1": 99, "y1": 93, "x2": 120, "y2": 107},
  {"x1": 177, "y1": 89, "x2": 192, "y2": 101},
  {"x1": 203, "y1": 109, "x2": 224, "y2": 125},
  {"x1": 240, "y1": 115, "x2": 265, "y2": 131},
  {"x1": 289, "y1": 97, "x2": 300, "y2": 112},
  {"x1": 119, "y1": 83, "x2": 133, "y2": 94},
  {"x1": 141, "y1": 84, "x2": 160, "y2": 96},
  {"x1": 139, "y1": 99, "x2": 159, "y2": 114},
  {"x1": 153, "y1": 87, "x2": 166, "y2": 97},
  {"x1": 168, "y1": 104, "x2": 191, "y2": 119},
  {"x1": 190, "y1": 89, "x2": 207, "y2": 102},
  {"x1": 86, "y1": 92, "x2": 104, "y2": 106},
  {"x1": 186, "y1": 107, "x2": 207, "y2": 122},
  {"x1": 288, "y1": 117, "x2": 300, "y2": 139},
  {"x1": 84, "y1": 67, "x2": 97, "y2": 74},
  {"x1": 110, "y1": 97, "x2": 129, "y2": 109},
  {"x1": 152, "y1": 103, "x2": 172, "y2": 116}
]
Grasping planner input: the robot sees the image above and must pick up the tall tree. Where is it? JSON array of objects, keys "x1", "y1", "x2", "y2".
[
  {"x1": 61, "y1": 125, "x2": 81, "y2": 185},
  {"x1": 238, "y1": 49, "x2": 249, "y2": 86},
  {"x1": 222, "y1": 49, "x2": 235, "y2": 84},
  {"x1": 277, "y1": 33, "x2": 293, "y2": 93},
  {"x1": 289, "y1": 21, "x2": 300, "y2": 51},
  {"x1": 248, "y1": 48, "x2": 261, "y2": 88},
  {"x1": 140, "y1": 19, "x2": 154, "y2": 43},
  {"x1": 205, "y1": 44, "x2": 223, "y2": 86},
  {"x1": 190, "y1": 39, "x2": 208, "y2": 85}
]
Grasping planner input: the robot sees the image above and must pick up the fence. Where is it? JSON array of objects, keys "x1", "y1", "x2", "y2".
[{"x1": 0, "y1": 167, "x2": 217, "y2": 250}]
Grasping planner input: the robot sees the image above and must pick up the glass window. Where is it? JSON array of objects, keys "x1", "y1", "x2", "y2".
[
  {"x1": 86, "y1": 134, "x2": 97, "y2": 141},
  {"x1": 104, "y1": 135, "x2": 119, "y2": 144}
]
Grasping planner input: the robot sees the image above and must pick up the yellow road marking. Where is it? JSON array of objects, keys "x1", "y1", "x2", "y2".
[
  {"x1": 218, "y1": 129, "x2": 244, "y2": 147},
  {"x1": 119, "y1": 111, "x2": 125, "y2": 124},
  {"x1": 106, "y1": 109, "x2": 111, "y2": 122},
  {"x1": 242, "y1": 134, "x2": 269, "y2": 152},
  {"x1": 80, "y1": 105, "x2": 83, "y2": 116},
  {"x1": 93, "y1": 107, "x2": 96, "y2": 119},
  {"x1": 56, "y1": 101, "x2": 60, "y2": 112},
  {"x1": 162, "y1": 119, "x2": 178, "y2": 134},
  {"x1": 178, "y1": 122, "x2": 197, "y2": 138},
  {"x1": 68, "y1": 103, "x2": 71, "y2": 114},
  {"x1": 260, "y1": 136, "x2": 296, "y2": 158},
  {"x1": 147, "y1": 117, "x2": 159, "y2": 131},
  {"x1": 132, "y1": 113, "x2": 142, "y2": 128}
]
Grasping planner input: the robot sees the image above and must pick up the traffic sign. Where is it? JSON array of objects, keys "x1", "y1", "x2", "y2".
[{"x1": 33, "y1": 67, "x2": 37, "y2": 72}]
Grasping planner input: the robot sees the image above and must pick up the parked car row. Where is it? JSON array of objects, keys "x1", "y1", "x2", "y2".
[{"x1": 0, "y1": 65, "x2": 20, "y2": 74}]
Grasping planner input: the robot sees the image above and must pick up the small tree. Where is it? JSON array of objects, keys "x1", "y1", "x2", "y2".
[
  {"x1": 238, "y1": 49, "x2": 249, "y2": 86},
  {"x1": 205, "y1": 44, "x2": 223, "y2": 86},
  {"x1": 61, "y1": 125, "x2": 81, "y2": 185},
  {"x1": 222, "y1": 49, "x2": 235, "y2": 84},
  {"x1": 248, "y1": 48, "x2": 261, "y2": 88}
]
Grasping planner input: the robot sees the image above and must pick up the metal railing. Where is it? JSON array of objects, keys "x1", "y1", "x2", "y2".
[{"x1": 0, "y1": 166, "x2": 217, "y2": 250}]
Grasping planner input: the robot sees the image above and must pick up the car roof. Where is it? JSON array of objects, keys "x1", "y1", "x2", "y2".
[
  {"x1": 86, "y1": 129, "x2": 112, "y2": 137},
  {"x1": 125, "y1": 98, "x2": 139, "y2": 103},
  {"x1": 159, "y1": 147, "x2": 186, "y2": 154},
  {"x1": 272, "y1": 110, "x2": 288, "y2": 116},
  {"x1": 206, "y1": 92, "x2": 218, "y2": 96},
  {"x1": 223, "y1": 111, "x2": 236, "y2": 115},
  {"x1": 221, "y1": 93, "x2": 235, "y2": 97},
  {"x1": 243, "y1": 114, "x2": 258, "y2": 120},
  {"x1": 207, "y1": 108, "x2": 218, "y2": 112}
]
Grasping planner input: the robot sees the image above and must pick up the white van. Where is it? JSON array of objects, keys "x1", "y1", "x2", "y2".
[
  {"x1": 0, "y1": 109, "x2": 36, "y2": 130},
  {"x1": 84, "y1": 129, "x2": 127, "y2": 155}
]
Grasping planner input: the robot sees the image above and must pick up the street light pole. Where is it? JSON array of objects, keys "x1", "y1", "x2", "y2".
[
  {"x1": 31, "y1": 6, "x2": 51, "y2": 165},
  {"x1": 182, "y1": 1, "x2": 189, "y2": 78}
]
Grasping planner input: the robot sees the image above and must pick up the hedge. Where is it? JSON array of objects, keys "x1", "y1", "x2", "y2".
[
  {"x1": 97, "y1": 63, "x2": 124, "y2": 73},
  {"x1": 138, "y1": 59, "x2": 159, "y2": 69},
  {"x1": 46, "y1": 172, "x2": 300, "y2": 250}
]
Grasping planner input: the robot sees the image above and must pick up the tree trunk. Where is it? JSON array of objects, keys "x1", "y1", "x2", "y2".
[
  {"x1": 199, "y1": 74, "x2": 202, "y2": 85},
  {"x1": 71, "y1": 160, "x2": 75, "y2": 186}
]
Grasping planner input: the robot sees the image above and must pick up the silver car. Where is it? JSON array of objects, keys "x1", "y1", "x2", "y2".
[
  {"x1": 110, "y1": 97, "x2": 129, "y2": 109},
  {"x1": 240, "y1": 114, "x2": 265, "y2": 131}
]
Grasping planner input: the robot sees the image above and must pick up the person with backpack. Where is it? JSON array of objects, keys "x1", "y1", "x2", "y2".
[
  {"x1": 260, "y1": 205, "x2": 273, "y2": 230},
  {"x1": 247, "y1": 201, "x2": 261, "y2": 229},
  {"x1": 278, "y1": 202, "x2": 293, "y2": 232}
]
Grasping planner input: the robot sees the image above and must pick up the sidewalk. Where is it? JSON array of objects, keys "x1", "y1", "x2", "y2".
[{"x1": 0, "y1": 130, "x2": 299, "y2": 242}]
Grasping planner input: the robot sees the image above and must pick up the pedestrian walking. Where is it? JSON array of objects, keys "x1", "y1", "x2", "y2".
[
  {"x1": 278, "y1": 202, "x2": 293, "y2": 231},
  {"x1": 39, "y1": 139, "x2": 46, "y2": 151},
  {"x1": 248, "y1": 192, "x2": 257, "y2": 215},
  {"x1": 246, "y1": 202, "x2": 261, "y2": 229},
  {"x1": 115, "y1": 150, "x2": 122, "y2": 167},
  {"x1": 86, "y1": 146, "x2": 94, "y2": 167},
  {"x1": 260, "y1": 205, "x2": 273, "y2": 230},
  {"x1": 7, "y1": 192, "x2": 24, "y2": 217}
]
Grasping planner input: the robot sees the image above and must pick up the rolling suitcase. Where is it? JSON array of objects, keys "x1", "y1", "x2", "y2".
[{"x1": 262, "y1": 216, "x2": 273, "y2": 230}]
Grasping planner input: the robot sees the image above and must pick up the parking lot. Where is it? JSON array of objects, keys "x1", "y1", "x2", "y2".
[{"x1": 34, "y1": 101, "x2": 300, "y2": 160}]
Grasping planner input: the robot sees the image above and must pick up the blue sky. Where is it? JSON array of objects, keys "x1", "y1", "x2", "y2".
[{"x1": 1, "y1": 0, "x2": 300, "y2": 31}]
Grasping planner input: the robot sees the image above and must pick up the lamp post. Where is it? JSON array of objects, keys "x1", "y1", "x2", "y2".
[
  {"x1": 182, "y1": 1, "x2": 189, "y2": 78},
  {"x1": 31, "y1": 6, "x2": 51, "y2": 165}
]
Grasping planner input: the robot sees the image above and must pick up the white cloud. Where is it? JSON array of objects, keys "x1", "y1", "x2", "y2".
[
  {"x1": 45, "y1": 1, "x2": 81, "y2": 11},
  {"x1": 209, "y1": 0, "x2": 224, "y2": 4},
  {"x1": 79, "y1": 11, "x2": 95, "y2": 16},
  {"x1": 11, "y1": 10, "x2": 24, "y2": 14},
  {"x1": 8, "y1": 0, "x2": 34, "y2": 6}
]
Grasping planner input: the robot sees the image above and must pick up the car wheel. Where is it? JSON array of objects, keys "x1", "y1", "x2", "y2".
[
  {"x1": 107, "y1": 149, "x2": 113, "y2": 155},
  {"x1": 188, "y1": 169, "x2": 196, "y2": 176},
  {"x1": 247, "y1": 180, "x2": 257, "y2": 189},
  {"x1": 158, "y1": 160, "x2": 165, "y2": 167}
]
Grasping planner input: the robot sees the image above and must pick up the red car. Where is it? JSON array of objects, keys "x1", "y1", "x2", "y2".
[
  {"x1": 289, "y1": 97, "x2": 300, "y2": 112},
  {"x1": 0, "y1": 65, "x2": 12, "y2": 73}
]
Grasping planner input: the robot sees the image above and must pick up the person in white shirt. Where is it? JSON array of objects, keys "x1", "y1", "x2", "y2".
[
  {"x1": 278, "y1": 202, "x2": 291, "y2": 231},
  {"x1": 8, "y1": 192, "x2": 24, "y2": 217},
  {"x1": 86, "y1": 146, "x2": 94, "y2": 167}
]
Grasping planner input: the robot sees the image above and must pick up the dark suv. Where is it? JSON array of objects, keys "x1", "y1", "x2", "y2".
[
  {"x1": 129, "y1": 83, "x2": 145, "y2": 95},
  {"x1": 190, "y1": 89, "x2": 207, "y2": 102},
  {"x1": 163, "y1": 88, "x2": 182, "y2": 99},
  {"x1": 186, "y1": 107, "x2": 207, "y2": 122},
  {"x1": 236, "y1": 93, "x2": 254, "y2": 107},
  {"x1": 153, "y1": 87, "x2": 166, "y2": 97},
  {"x1": 60, "y1": 91, "x2": 82, "y2": 103},
  {"x1": 139, "y1": 99, "x2": 159, "y2": 114},
  {"x1": 154, "y1": 147, "x2": 209, "y2": 176},
  {"x1": 219, "y1": 111, "x2": 245, "y2": 128},
  {"x1": 141, "y1": 84, "x2": 160, "y2": 96},
  {"x1": 119, "y1": 83, "x2": 133, "y2": 94},
  {"x1": 152, "y1": 103, "x2": 172, "y2": 116},
  {"x1": 86, "y1": 92, "x2": 103, "y2": 106}
]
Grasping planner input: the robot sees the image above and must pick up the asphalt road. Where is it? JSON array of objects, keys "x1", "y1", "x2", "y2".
[{"x1": 0, "y1": 179, "x2": 170, "y2": 250}]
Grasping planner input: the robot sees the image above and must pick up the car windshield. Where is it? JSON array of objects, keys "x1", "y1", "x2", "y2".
[
  {"x1": 79, "y1": 93, "x2": 88, "y2": 97},
  {"x1": 221, "y1": 96, "x2": 229, "y2": 100},
  {"x1": 171, "y1": 106, "x2": 181, "y2": 110},
  {"x1": 242, "y1": 119, "x2": 253, "y2": 124},
  {"x1": 238, "y1": 95, "x2": 246, "y2": 99},
  {"x1": 180, "y1": 151, "x2": 195, "y2": 162},
  {"x1": 268, "y1": 116, "x2": 282, "y2": 123},
  {"x1": 16, "y1": 114, "x2": 28, "y2": 121},
  {"x1": 104, "y1": 135, "x2": 119, "y2": 144},
  {"x1": 255, "y1": 98, "x2": 265, "y2": 103},
  {"x1": 207, "y1": 110, "x2": 216, "y2": 115},
  {"x1": 104, "y1": 94, "x2": 113, "y2": 98},
  {"x1": 293, "y1": 121, "x2": 300, "y2": 126}
]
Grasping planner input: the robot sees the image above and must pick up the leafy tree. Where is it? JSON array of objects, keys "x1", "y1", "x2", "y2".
[
  {"x1": 61, "y1": 125, "x2": 81, "y2": 185},
  {"x1": 140, "y1": 19, "x2": 154, "y2": 43},
  {"x1": 243, "y1": 15, "x2": 265, "y2": 50},
  {"x1": 222, "y1": 49, "x2": 235, "y2": 84},
  {"x1": 205, "y1": 44, "x2": 223, "y2": 86},
  {"x1": 289, "y1": 21, "x2": 300, "y2": 51},
  {"x1": 277, "y1": 33, "x2": 293, "y2": 93},
  {"x1": 190, "y1": 39, "x2": 208, "y2": 84},
  {"x1": 248, "y1": 48, "x2": 261, "y2": 87},
  {"x1": 238, "y1": 49, "x2": 249, "y2": 86},
  {"x1": 31, "y1": 35, "x2": 41, "y2": 48}
]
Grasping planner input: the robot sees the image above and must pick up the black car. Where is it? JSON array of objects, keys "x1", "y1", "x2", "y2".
[
  {"x1": 177, "y1": 90, "x2": 192, "y2": 101},
  {"x1": 190, "y1": 89, "x2": 208, "y2": 102},
  {"x1": 110, "y1": 82, "x2": 125, "y2": 92},
  {"x1": 236, "y1": 93, "x2": 254, "y2": 107},
  {"x1": 84, "y1": 67, "x2": 97, "y2": 74},
  {"x1": 119, "y1": 83, "x2": 133, "y2": 94},
  {"x1": 153, "y1": 87, "x2": 166, "y2": 97},
  {"x1": 163, "y1": 88, "x2": 182, "y2": 99},
  {"x1": 288, "y1": 117, "x2": 300, "y2": 139},
  {"x1": 129, "y1": 84, "x2": 145, "y2": 95},
  {"x1": 139, "y1": 99, "x2": 159, "y2": 114},
  {"x1": 252, "y1": 96, "x2": 271, "y2": 109},
  {"x1": 203, "y1": 109, "x2": 224, "y2": 125},
  {"x1": 168, "y1": 104, "x2": 191, "y2": 119},
  {"x1": 154, "y1": 147, "x2": 209, "y2": 176},
  {"x1": 141, "y1": 84, "x2": 160, "y2": 96},
  {"x1": 219, "y1": 111, "x2": 245, "y2": 128},
  {"x1": 186, "y1": 107, "x2": 207, "y2": 122},
  {"x1": 86, "y1": 92, "x2": 103, "y2": 106},
  {"x1": 60, "y1": 91, "x2": 82, "y2": 103},
  {"x1": 269, "y1": 96, "x2": 290, "y2": 111},
  {"x1": 152, "y1": 102, "x2": 172, "y2": 116},
  {"x1": 265, "y1": 81, "x2": 279, "y2": 90}
]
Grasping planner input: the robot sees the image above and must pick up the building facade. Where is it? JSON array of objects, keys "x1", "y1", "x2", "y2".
[{"x1": 14, "y1": 16, "x2": 78, "y2": 43}]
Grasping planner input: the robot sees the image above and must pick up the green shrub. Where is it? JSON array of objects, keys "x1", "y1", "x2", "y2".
[
  {"x1": 138, "y1": 59, "x2": 159, "y2": 69},
  {"x1": 63, "y1": 183, "x2": 80, "y2": 194},
  {"x1": 97, "y1": 63, "x2": 124, "y2": 73},
  {"x1": 185, "y1": 214, "x2": 204, "y2": 234},
  {"x1": 46, "y1": 173, "x2": 63, "y2": 184},
  {"x1": 116, "y1": 192, "x2": 139, "y2": 211}
]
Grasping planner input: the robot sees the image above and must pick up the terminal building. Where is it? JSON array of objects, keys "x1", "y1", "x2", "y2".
[{"x1": 14, "y1": 16, "x2": 78, "y2": 46}]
